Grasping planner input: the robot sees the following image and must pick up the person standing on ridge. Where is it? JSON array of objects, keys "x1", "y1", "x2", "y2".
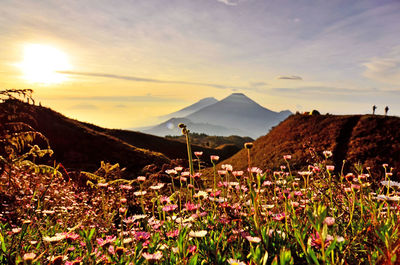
[
  {"x1": 385, "y1": 106, "x2": 389, "y2": 116},
  {"x1": 373, "y1": 105, "x2": 377, "y2": 115}
]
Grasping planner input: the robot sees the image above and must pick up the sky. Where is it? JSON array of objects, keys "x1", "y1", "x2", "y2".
[{"x1": 0, "y1": 0, "x2": 399, "y2": 129}]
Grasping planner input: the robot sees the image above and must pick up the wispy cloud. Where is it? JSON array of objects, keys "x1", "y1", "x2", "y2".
[
  {"x1": 250, "y1": 82, "x2": 268, "y2": 87},
  {"x1": 277, "y1": 75, "x2": 303, "y2": 80},
  {"x1": 60, "y1": 95, "x2": 182, "y2": 102},
  {"x1": 216, "y1": 0, "x2": 240, "y2": 6},
  {"x1": 59, "y1": 70, "x2": 262, "y2": 92},
  {"x1": 269, "y1": 86, "x2": 400, "y2": 104},
  {"x1": 363, "y1": 46, "x2": 400, "y2": 86}
]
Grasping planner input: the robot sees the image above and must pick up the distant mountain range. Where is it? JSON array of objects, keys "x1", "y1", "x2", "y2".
[{"x1": 141, "y1": 93, "x2": 292, "y2": 138}]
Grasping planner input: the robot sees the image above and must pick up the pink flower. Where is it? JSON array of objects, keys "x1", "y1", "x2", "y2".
[
  {"x1": 194, "y1": 151, "x2": 203, "y2": 157},
  {"x1": 221, "y1": 164, "x2": 233, "y2": 171},
  {"x1": 162, "y1": 204, "x2": 178, "y2": 212},
  {"x1": 294, "y1": 191, "x2": 303, "y2": 196},
  {"x1": 134, "y1": 231, "x2": 151, "y2": 241},
  {"x1": 165, "y1": 169, "x2": 177, "y2": 175},
  {"x1": 174, "y1": 166, "x2": 183, "y2": 172},
  {"x1": 96, "y1": 236, "x2": 116, "y2": 247},
  {"x1": 167, "y1": 229, "x2": 179, "y2": 238},
  {"x1": 310, "y1": 232, "x2": 334, "y2": 249},
  {"x1": 218, "y1": 170, "x2": 227, "y2": 176},
  {"x1": 210, "y1": 155, "x2": 220, "y2": 162},
  {"x1": 245, "y1": 235, "x2": 261, "y2": 243},
  {"x1": 273, "y1": 212, "x2": 286, "y2": 221},
  {"x1": 137, "y1": 176, "x2": 146, "y2": 181},
  {"x1": 181, "y1": 171, "x2": 190, "y2": 177},
  {"x1": 188, "y1": 245, "x2": 197, "y2": 253},
  {"x1": 323, "y1": 217, "x2": 335, "y2": 226},
  {"x1": 65, "y1": 232, "x2": 80, "y2": 242},
  {"x1": 232, "y1": 171, "x2": 244, "y2": 177},
  {"x1": 249, "y1": 167, "x2": 262, "y2": 174},
  {"x1": 192, "y1": 172, "x2": 202, "y2": 179},
  {"x1": 326, "y1": 165, "x2": 335, "y2": 171},
  {"x1": 283, "y1": 155, "x2": 292, "y2": 160},
  {"x1": 12, "y1": 227, "x2": 22, "y2": 234},
  {"x1": 142, "y1": 251, "x2": 163, "y2": 261},
  {"x1": 210, "y1": 190, "x2": 221, "y2": 197},
  {"x1": 160, "y1": 196, "x2": 170, "y2": 204},
  {"x1": 23, "y1": 252, "x2": 36, "y2": 262},
  {"x1": 184, "y1": 202, "x2": 200, "y2": 211},
  {"x1": 119, "y1": 185, "x2": 132, "y2": 190}
]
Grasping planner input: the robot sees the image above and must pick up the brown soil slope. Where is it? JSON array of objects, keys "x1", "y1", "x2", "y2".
[
  {"x1": 79, "y1": 123, "x2": 231, "y2": 161},
  {"x1": 1, "y1": 100, "x2": 170, "y2": 176},
  {"x1": 216, "y1": 114, "x2": 400, "y2": 178}
]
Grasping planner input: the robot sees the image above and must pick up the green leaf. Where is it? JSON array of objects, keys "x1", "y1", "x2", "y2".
[
  {"x1": 88, "y1": 228, "x2": 95, "y2": 241},
  {"x1": 189, "y1": 254, "x2": 199, "y2": 265},
  {"x1": 308, "y1": 247, "x2": 320, "y2": 265},
  {"x1": 0, "y1": 232, "x2": 6, "y2": 252}
]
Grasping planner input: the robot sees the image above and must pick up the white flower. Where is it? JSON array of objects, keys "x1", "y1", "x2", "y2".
[
  {"x1": 228, "y1": 258, "x2": 246, "y2": 265},
  {"x1": 189, "y1": 230, "x2": 207, "y2": 238},
  {"x1": 43, "y1": 233, "x2": 66, "y2": 243}
]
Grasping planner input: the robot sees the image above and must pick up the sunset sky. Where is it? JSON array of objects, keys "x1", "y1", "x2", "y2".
[{"x1": 1, "y1": 0, "x2": 399, "y2": 129}]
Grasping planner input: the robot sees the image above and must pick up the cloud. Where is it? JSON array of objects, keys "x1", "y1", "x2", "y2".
[
  {"x1": 277, "y1": 75, "x2": 303, "y2": 80},
  {"x1": 59, "y1": 70, "x2": 257, "y2": 91},
  {"x1": 250, "y1": 82, "x2": 268, "y2": 87},
  {"x1": 216, "y1": 0, "x2": 240, "y2": 6},
  {"x1": 363, "y1": 47, "x2": 400, "y2": 86},
  {"x1": 269, "y1": 86, "x2": 400, "y2": 104},
  {"x1": 62, "y1": 95, "x2": 181, "y2": 102}
]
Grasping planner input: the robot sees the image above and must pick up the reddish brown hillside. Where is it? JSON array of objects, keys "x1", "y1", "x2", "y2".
[
  {"x1": 1, "y1": 100, "x2": 170, "y2": 176},
  {"x1": 80, "y1": 123, "x2": 237, "y2": 161},
  {"x1": 216, "y1": 114, "x2": 400, "y2": 179}
]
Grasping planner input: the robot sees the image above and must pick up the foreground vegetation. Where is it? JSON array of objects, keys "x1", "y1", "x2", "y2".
[{"x1": 1, "y1": 90, "x2": 399, "y2": 264}]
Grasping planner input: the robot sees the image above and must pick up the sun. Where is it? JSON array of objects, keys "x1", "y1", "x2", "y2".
[{"x1": 17, "y1": 44, "x2": 72, "y2": 84}]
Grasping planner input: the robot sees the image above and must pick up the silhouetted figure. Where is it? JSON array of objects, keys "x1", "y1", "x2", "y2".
[
  {"x1": 373, "y1": 105, "x2": 377, "y2": 115},
  {"x1": 385, "y1": 106, "x2": 389, "y2": 116}
]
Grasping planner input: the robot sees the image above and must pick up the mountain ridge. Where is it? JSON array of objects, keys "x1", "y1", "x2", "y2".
[
  {"x1": 209, "y1": 113, "x2": 400, "y2": 180},
  {"x1": 143, "y1": 93, "x2": 292, "y2": 138}
]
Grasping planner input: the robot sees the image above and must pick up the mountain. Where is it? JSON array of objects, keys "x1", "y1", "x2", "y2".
[
  {"x1": 143, "y1": 93, "x2": 291, "y2": 138},
  {"x1": 159, "y1": 97, "x2": 218, "y2": 120},
  {"x1": 186, "y1": 93, "x2": 291, "y2": 138},
  {"x1": 0, "y1": 100, "x2": 237, "y2": 176},
  {"x1": 143, "y1": 117, "x2": 248, "y2": 137},
  {"x1": 211, "y1": 113, "x2": 400, "y2": 179}
]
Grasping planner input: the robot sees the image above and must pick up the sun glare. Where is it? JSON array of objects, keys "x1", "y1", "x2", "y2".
[{"x1": 17, "y1": 44, "x2": 72, "y2": 84}]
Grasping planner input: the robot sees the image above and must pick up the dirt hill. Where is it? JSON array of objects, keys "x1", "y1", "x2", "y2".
[
  {"x1": 215, "y1": 114, "x2": 400, "y2": 179},
  {"x1": 0, "y1": 99, "x2": 174, "y2": 177}
]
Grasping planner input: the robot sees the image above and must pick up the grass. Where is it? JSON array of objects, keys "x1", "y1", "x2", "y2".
[{"x1": 1, "y1": 146, "x2": 399, "y2": 264}]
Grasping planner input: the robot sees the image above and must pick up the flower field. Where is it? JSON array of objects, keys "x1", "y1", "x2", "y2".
[{"x1": 1, "y1": 147, "x2": 400, "y2": 264}]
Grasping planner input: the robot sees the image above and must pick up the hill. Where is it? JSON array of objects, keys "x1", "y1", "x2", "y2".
[
  {"x1": 0, "y1": 99, "x2": 171, "y2": 176},
  {"x1": 80, "y1": 122, "x2": 238, "y2": 161},
  {"x1": 0, "y1": 100, "x2": 238, "y2": 177},
  {"x1": 142, "y1": 93, "x2": 292, "y2": 138},
  {"x1": 165, "y1": 133, "x2": 253, "y2": 149},
  {"x1": 214, "y1": 114, "x2": 400, "y2": 179}
]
